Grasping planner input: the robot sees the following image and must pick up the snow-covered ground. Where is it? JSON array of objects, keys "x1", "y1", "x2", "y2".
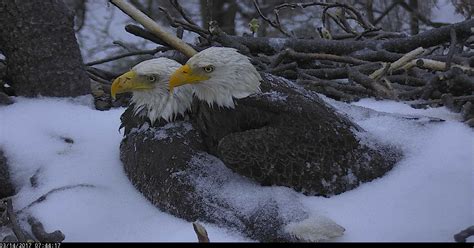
[{"x1": 0, "y1": 96, "x2": 472, "y2": 242}]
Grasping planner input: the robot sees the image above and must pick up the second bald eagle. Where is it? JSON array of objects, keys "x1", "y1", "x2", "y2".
[{"x1": 169, "y1": 47, "x2": 400, "y2": 196}]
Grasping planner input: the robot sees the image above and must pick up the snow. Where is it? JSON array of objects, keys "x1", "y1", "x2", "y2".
[{"x1": 0, "y1": 96, "x2": 472, "y2": 242}]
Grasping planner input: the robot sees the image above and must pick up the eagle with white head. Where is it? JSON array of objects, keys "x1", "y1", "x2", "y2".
[
  {"x1": 111, "y1": 57, "x2": 193, "y2": 132},
  {"x1": 167, "y1": 46, "x2": 400, "y2": 196},
  {"x1": 169, "y1": 47, "x2": 261, "y2": 108}
]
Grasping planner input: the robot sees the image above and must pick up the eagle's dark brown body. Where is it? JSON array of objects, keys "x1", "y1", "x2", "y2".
[{"x1": 191, "y1": 73, "x2": 400, "y2": 196}]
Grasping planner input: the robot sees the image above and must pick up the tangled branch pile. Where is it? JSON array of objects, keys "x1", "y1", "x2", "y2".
[{"x1": 87, "y1": 1, "x2": 474, "y2": 126}]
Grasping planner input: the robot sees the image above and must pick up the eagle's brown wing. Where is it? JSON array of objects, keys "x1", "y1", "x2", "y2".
[{"x1": 193, "y1": 73, "x2": 401, "y2": 196}]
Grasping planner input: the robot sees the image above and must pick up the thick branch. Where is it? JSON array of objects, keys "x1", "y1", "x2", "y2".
[
  {"x1": 220, "y1": 19, "x2": 474, "y2": 55},
  {"x1": 381, "y1": 19, "x2": 474, "y2": 53},
  {"x1": 285, "y1": 49, "x2": 368, "y2": 65},
  {"x1": 110, "y1": 0, "x2": 197, "y2": 58},
  {"x1": 302, "y1": 63, "x2": 382, "y2": 79}
]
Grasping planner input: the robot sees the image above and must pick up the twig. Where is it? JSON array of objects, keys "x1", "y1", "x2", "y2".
[
  {"x1": 252, "y1": 0, "x2": 292, "y2": 37},
  {"x1": 385, "y1": 74, "x2": 427, "y2": 87},
  {"x1": 192, "y1": 222, "x2": 210, "y2": 243},
  {"x1": 17, "y1": 184, "x2": 96, "y2": 214},
  {"x1": 125, "y1": 24, "x2": 169, "y2": 46},
  {"x1": 208, "y1": 22, "x2": 251, "y2": 55},
  {"x1": 87, "y1": 71, "x2": 113, "y2": 85},
  {"x1": 268, "y1": 62, "x2": 298, "y2": 74},
  {"x1": 351, "y1": 50, "x2": 404, "y2": 62},
  {"x1": 169, "y1": 0, "x2": 200, "y2": 28},
  {"x1": 333, "y1": 30, "x2": 406, "y2": 40},
  {"x1": 298, "y1": 77, "x2": 371, "y2": 95},
  {"x1": 6, "y1": 199, "x2": 26, "y2": 242},
  {"x1": 454, "y1": 226, "x2": 474, "y2": 243},
  {"x1": 395, "y1": 0, "x2": 448, "y2": 28},
  {"x1": 348, "y1": 67, "x2": 396, "y2": 99},
  {"x1": 86, "y1": 67, "x2": 118, "y2": 81},
  {"x1": 302, "y1": 63, "x2": 382, "y2": 79},
  {"x1": 109, "y1": 0, "x2": 197, "y2": 58},
  {"x1": 398, "y1": 87, "x2": 424, "y2": 100},
  {"x1": 112, "y1": 41, "x2": 134, "y2": 52},
  {"x1": 446, "y1": 28, "x2": 457, "y2": 70},
  {"x1": 373, "y1": 1, "x2": 399, "y2": 25},
  {"x1": 402, "y1": 58, "x2": 474, "y2": 73},
  {"x1": 321, "y1": 3, "x2": 375, "y2": 31},
  {"x1": 283, "y1": 49, "x2": 368, "y2": 65},
  {"x1": 310, "y1": 84, "x2": 360, "y2": 102},
  {"x1": 370, "y1": 47, "x2": 425, "y2": 80},
  {"x1": 158, "y1": 7, "x2": 209, "y2": 38},
  {"x1": 176, "y1": 26, "x2": 184, "y2": 39},
  {"x1": 85, "y1": 47, "x2": 167, "y2": 66}
]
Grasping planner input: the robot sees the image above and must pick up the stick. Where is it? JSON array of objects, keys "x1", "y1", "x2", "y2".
[
  {"x1": 17, "y1": 184, "x2": 96, "y2": 214},
  {"x1": 85, "y1": 47, "x2": 167, "y2": 66},
  {"x1": 402, "y1": 58, "x2": 474, "y2": 73},
  {"x1": 109, "y1": 0, "x2": 197, "y2": 58},
  {"x1": 6, "y1": 199, "x2": 26, "y2": 242},
  {"x1": 28, "y1": 215, "x2": 65, "y2": 242},
  {"x1": 454, "y1": 226, "x2": 474, "y2": 242},
  {"x1": 370, "y1": 47, "x2": 425, "y2": 80},
  {"x1": 192, "y1": 222, "x2": 209, "y2": 243}
]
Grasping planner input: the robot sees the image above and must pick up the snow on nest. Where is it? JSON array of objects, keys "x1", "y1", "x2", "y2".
[{"x1": 0, "y1": 95, "x2": 472, "y2": 242}]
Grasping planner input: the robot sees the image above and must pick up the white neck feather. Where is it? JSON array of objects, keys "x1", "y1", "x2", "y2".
[{"x1": 131, "y1": 85, "x2": 193, "y2": 124}]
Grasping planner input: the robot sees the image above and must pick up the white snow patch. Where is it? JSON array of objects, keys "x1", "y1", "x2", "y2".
[
  {"x1": 263, "y1": 91, "x2": 288, "y2": 102},
  {"x1": 0, "y1": 95, "x2": 472, "y2": 242},
  {"x1": 0, "y1": 97, "x2": 244, "y2": 242},
  {"x1": 352, "y1": 98, "x2": 462, "y2": 121}
]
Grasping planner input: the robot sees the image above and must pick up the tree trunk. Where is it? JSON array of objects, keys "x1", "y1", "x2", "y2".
[
  {"x1": 0, "y1": 0, "x2": 90, "y2": 97},
  {"x1": 409, "y1": 0, "x2": 419, "y2": 35},
  {"x1": 365, "y1": 0, "x2": 375, "y2": 25}
]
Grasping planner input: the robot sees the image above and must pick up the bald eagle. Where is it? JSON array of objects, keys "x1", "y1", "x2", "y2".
[
  {"x1": 111, "y1": 57, "x2": 193, "y2": 134},
  {"x1": 169, "y1": 47, "x2": 400, "y2": 196},
  {"x1": 113, "y1": 57, "x2": 345, "y2": 242}
]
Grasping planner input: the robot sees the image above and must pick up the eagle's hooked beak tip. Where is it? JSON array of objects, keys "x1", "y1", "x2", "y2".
[{"x1": 111, "y1": 77, "x2": 122, "y2": 100}]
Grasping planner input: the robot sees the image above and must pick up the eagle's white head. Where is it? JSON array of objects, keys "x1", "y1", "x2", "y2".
[
  {"x1": 111, "y1": 58, "x2": 193, "y2": 124},
  {"x1": 169, "y1": 47, "x2": 262, "y2": 108}
]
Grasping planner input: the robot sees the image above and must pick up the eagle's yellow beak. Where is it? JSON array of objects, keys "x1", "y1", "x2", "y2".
[
  {"x1": 111, "y1": 71, "x2": 153, "y2": 99},
  {"x1": 169, "y1": 64, "x2": 210, "y2": 92}
]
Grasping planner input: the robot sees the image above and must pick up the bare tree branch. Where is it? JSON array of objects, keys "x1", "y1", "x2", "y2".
[{"x1": 110, "y1": 0, "x2": 197, "y2": 58}]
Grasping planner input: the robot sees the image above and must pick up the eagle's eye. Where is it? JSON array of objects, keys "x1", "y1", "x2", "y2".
[
  {"x1": 203, "y1": 65, "x2": 214, "y2": 73},
  {"x1": 147, "y1": 75, "x2": 157, "y2": 82}
]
